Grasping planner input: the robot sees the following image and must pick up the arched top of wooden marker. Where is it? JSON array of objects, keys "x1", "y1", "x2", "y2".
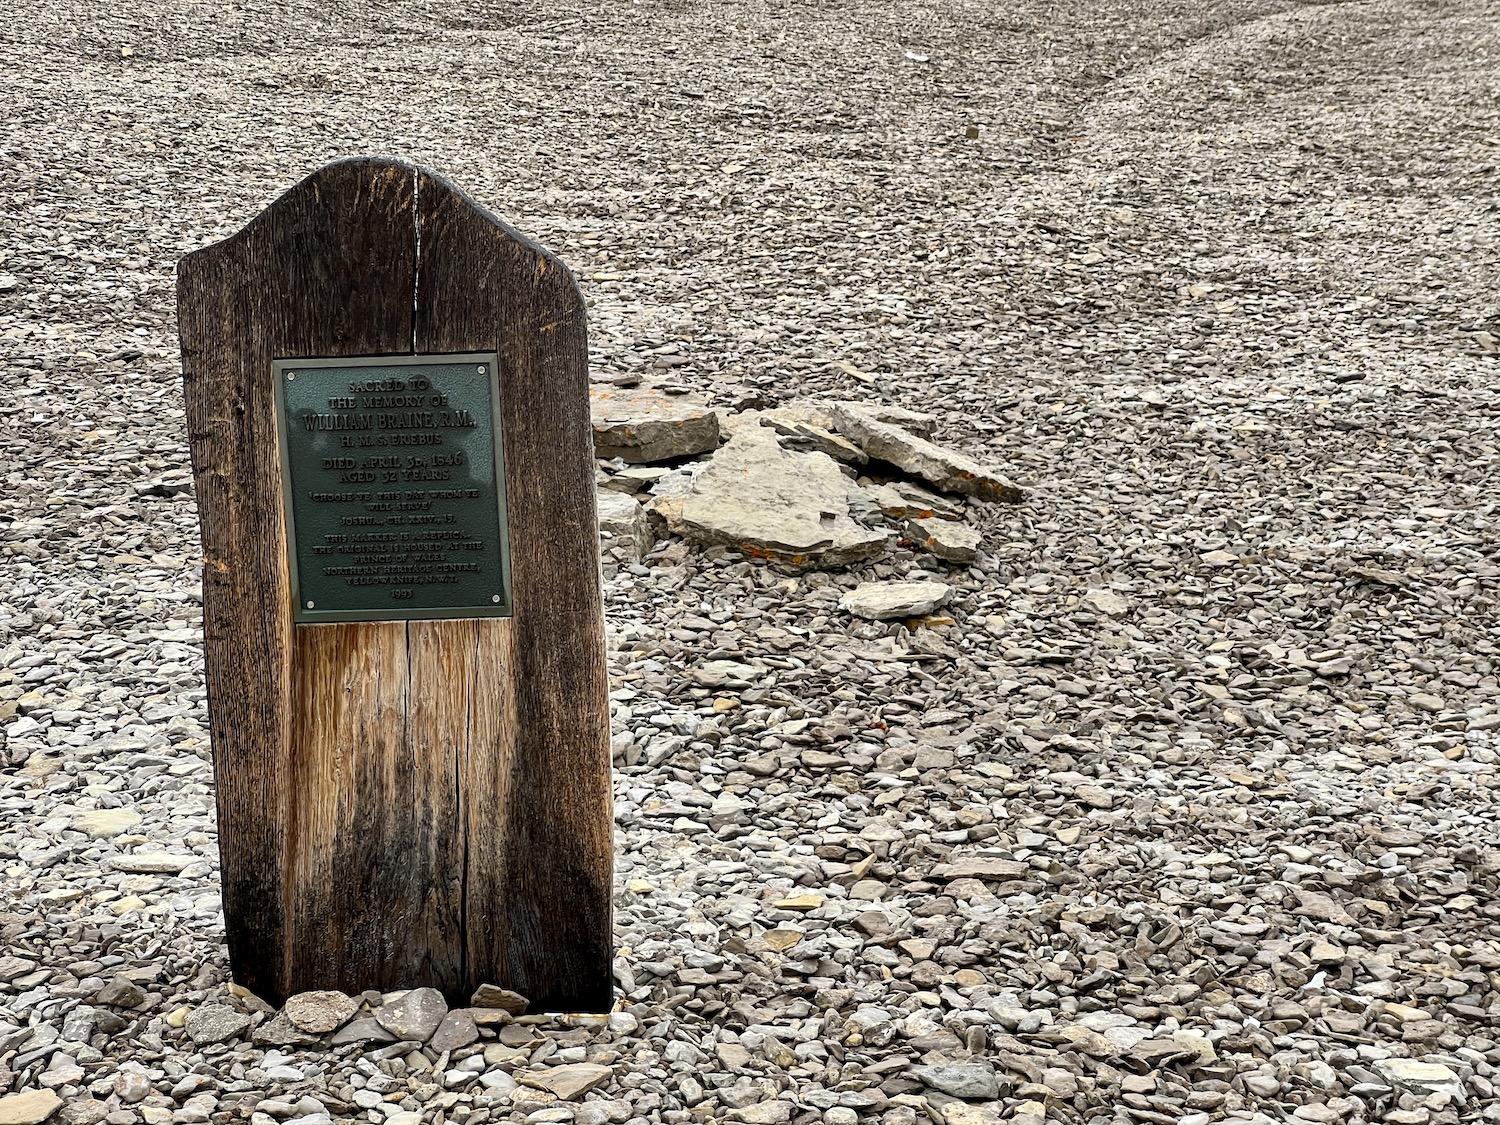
[
  {"x1": 178, "y1": 158, "x2": 611, "y2": 1012},
  {"x1": 180, "y1": 155, "x2": 585, "y2": 337}
]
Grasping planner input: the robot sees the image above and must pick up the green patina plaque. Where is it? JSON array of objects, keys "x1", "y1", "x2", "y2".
[{"x1": 273, "y1": 353, "x2": 511, "y2": 623}]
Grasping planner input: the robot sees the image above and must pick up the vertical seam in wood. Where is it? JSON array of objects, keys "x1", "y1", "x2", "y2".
[
  {"x1": 459, "y1": 623, "x2": 475, "y2": 990},
  {"x1": 411, "y1": 167, "x2": 420, "y2": 355},
  {"x1": 402, "y1": 621, "x2": 412, "y2": 981}
]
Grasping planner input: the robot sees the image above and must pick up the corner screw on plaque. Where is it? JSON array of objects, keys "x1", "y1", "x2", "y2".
[
  {"x1": 286, "y1": 372, "x2": 296, "y2": 381},
  {"x1": 477, "y1": 365, "x2": 486, "y2": 373},
  {"x1": 492, "y1": 594, "x2": 502, "y2": 603},
  {"x1": 306, "y1": 601, "x2": 315, "y2": 609}
]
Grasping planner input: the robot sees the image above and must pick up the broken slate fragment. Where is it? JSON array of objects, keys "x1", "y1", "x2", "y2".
[
  {"x1": 94, "y1": 976, "x2": 147, "y2": 1009},
  {"x1": 932, "y1": 857, "x2": 1029, "y2": 880},
  {"x1": 829, "y1": 399, "x2": 938, "y2": 438},
  {"x1": 829, "y1": 403, "x2": 1021, "y2": 501},
  {"x1": 596, "y1": 489, "x2": 656, "y2": 562},
  {"x1": 590, "y1": 385, "x2": 719, "y2": 463},
  {"x1": 253, "y1": 1011, "x2": 320, "y2": 1047},
  {"x1": 328, "y1": 1016, "x2": 396, "y2": 1047},
  {"x1": 429, "y1": 1009, "x2": 479, "y2": 1053},
  {"x1": 906, "y1": 517, "x2": 981, "y2": 563},
  {"x1": 470, "y1": 984, "x2": 529, "y2": 1014},
  {"x1": 730, "y1": 405, "x2": 868, "y2": 465},
  {"x1": 675, "y1": 425, "x2": 890, "y2": 569},
  {"x1": 910, "y1": 1062, "x2": 1001, "y2": 1099},
  {"x1": 518, "y1": 1062, "x2": 613, "y2": 1101},
  {"x1": 71, "y1": 808, "x2": 141, "y2": 839},
  {"x1": 841, "y1": 580, "x2": 953, "y2": 621}
]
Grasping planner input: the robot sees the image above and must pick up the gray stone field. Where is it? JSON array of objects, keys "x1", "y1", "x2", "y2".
[{"x1": 1, "y1": 0, "x2": 1498, "y2": 1123}]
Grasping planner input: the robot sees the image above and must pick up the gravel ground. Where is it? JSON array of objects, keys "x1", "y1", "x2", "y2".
[{"x1": 2, "y1": 0, "x2": 1499, "y2": 1123}]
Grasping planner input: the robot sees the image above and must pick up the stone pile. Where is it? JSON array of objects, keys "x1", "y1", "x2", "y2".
[{"x1": 591, "y1": 387, "x2": 1022, "y2": 578}]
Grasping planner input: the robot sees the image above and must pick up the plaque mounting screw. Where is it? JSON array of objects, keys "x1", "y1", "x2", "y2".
[
  {"x1": 286, "y1": 372, "x2": 296, "y2": 381},
  {"x1": 306, "y1": 601, "x2": 315, "y2": 609},
  {"x1": 492, "y1": 595, "x2": 501, "y2": 603},
  {"x1": 477, "y1": 365, "x2": 487, "y2": 374}
]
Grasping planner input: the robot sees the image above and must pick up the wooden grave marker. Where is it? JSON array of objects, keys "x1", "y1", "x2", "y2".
[{"x1": 177, "y1": 157, "x2": 612, "y2": 1011}]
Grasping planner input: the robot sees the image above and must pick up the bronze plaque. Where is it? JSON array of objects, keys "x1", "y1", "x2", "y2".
[{"x1": 273, "y1": 353, "x2": 511, "y2": 623}]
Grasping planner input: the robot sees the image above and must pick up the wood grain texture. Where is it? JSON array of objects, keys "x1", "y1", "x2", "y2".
[
  {"x1": 178, "y1": 157, "x2": 611, "y2": 1009},
  {"x1": 416, "y1": 169, "x2": 613, "y2": 1012}
]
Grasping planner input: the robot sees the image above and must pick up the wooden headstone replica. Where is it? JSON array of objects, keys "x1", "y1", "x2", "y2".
[{"x1": 177, "y1": 158, "x2": 612, "y2": 1011}]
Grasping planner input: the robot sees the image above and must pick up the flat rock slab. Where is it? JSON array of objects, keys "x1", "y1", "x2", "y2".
[
  {"x1": 429, "y1": 1008, "x2": 479, "y2": 1052},
  {"x1": 518, "y1": 1062, "x2": 613, "y2": 1101},
  {"x1": 470, "y1": 984, "x2": 529, "y2": 1014},
  {"x1": 729, "y1": 405, "x2": 868, "y2": 465},
  {"x1": 841, "y1": 580, "x2": 953, "y2": 620},
  {"x1": 108, "y1": 852, "x2": 195, "y2": 874},
  {"x1": 906, "y1": 517, "x2": 982, "y2": 562},
  {"x1": 184, "y1": 1004, "x2": 251, "y2": 1046},
  {"x1": 591, "y1": 385, "x2": 720, "y2": 463},
  {"x1": 0, "y1": 1090, "x2": 62, "y2": 1125},
  {"x1": 830, "y1": 399, "x2": 938, "y2": 439},
  {"x1": 830, "y1": 403, "x2": 1021, "y2": 502},
  {"x1": 72, "y1": 808, "x2": 141, "y2": 839},
  {"x1": 676, "y1": 425, "x2": 890, "y2": 569}
]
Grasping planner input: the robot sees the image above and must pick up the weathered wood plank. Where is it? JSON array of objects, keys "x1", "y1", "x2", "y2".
[
  {"x1": 180, "y1": 157, "x2": 611, "y2": 1009},
  {"x1": 415, "y1": 170, "x2": 613, "y2": 1011}
]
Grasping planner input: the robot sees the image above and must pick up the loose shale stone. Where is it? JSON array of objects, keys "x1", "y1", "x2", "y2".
[
  {"x1": 470, "y1": 984, "x2": 529, "y2": 1014},
  {"x1": 829, "y1": 403, "x2": 1021, "y2": 501},
  {"x1": 591, "y1": 385, "x2": 719, "y2": 463},
  {"x1": 284, "y1": 990, "x2": 358, "y2": 1034},
  {"x1": 519, "y1": 1063, "x2": 613, "y2": 1100},
  {"x1": 184, "y1": 1004, "x2": 251, "y2": 1046},
  {"x1": 596, "y1": 489, "x2": 656, "y2": 562},
  {"x1": 71, "y1": 807, "x2": 141, "y2": 839},
  {"x1": 374, "y1": 987, "x2": 447, "y2": 1042},
  {"x1": 906, "y1": 516, "x2": 982, "y2": 562},
  {"x1": 840, "y1": 580, "x2": 952, "y2": 620}
]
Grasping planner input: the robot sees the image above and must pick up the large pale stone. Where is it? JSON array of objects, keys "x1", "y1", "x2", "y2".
[
  {"x1": 674, "y1": 425, "x2": 890, "y2": 569},
  {"x1": 911, "y1": 1062, "x2": 1001, "y2": 1099},
  {"x1": 1374, "y1": 1058, "x2": 1463, "y2": 1095},
  {"x1": 840, "y1": 581, "x2": 952, "y2": 621},
  {"x1": 591, "y1": 385, "x2": 719, "y2": 463},
  {"x1": 829, "y1": 403, "x2": 1021, "y2": 501},
  {"x1": 109, "y1": 852, "x2": 195, "y2": 874},
  {"x1": 72, "y1": 808, "x2": 141, "y2": 839},
  {"x1": 374, "y1": 987, "x2": 447, "y2": 1042},
  {"x1": 0, "y1": 1091, "x2": 62, "y2": 1125},
  {"x1": 284, "y1": 990, "x2": 357, "y2": 1034},
  {"x1": 429, "y1": 1009, "x2": 479, "y2": 1053},
  {"x1": 831, "y1": 400, "x2": 937, "y2": 438}
]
